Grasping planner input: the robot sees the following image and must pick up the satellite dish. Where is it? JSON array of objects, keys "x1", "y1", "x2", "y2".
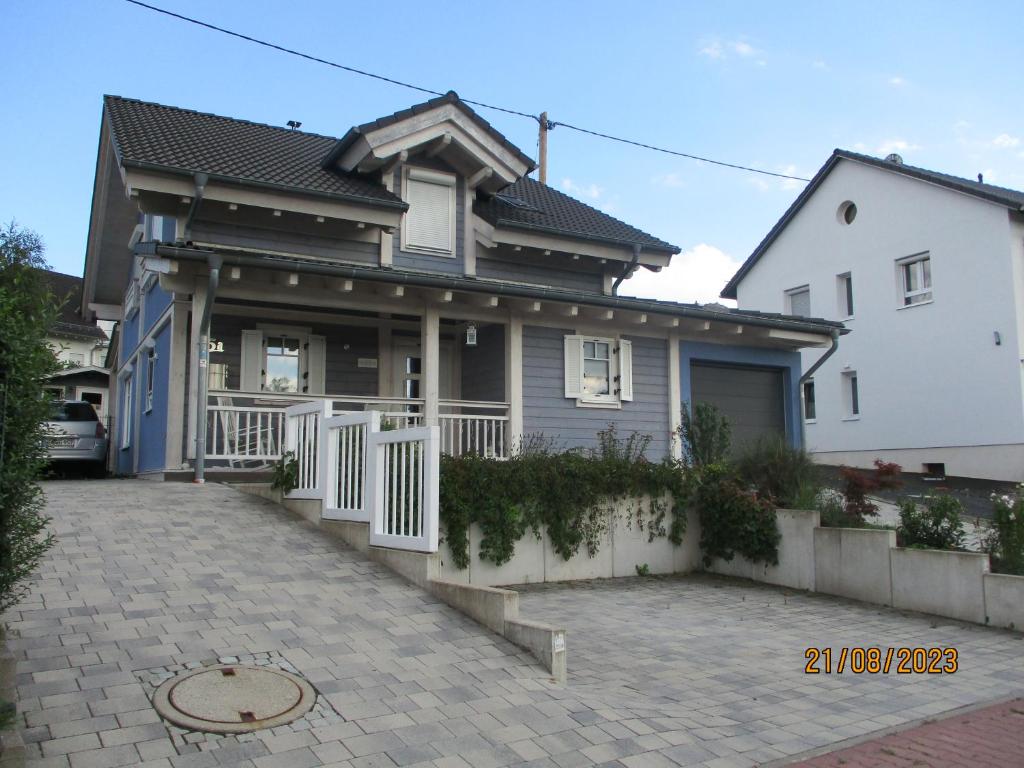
[{"x1": 885, "y1": 153, "x2": 903, "y2": 165}]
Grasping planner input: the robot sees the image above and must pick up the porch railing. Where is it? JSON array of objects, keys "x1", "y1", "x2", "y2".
[{"x1": 205, "y1": 390, "x2": 509, "y2": 463}]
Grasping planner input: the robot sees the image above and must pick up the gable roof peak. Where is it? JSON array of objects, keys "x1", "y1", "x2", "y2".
[{"x1": 721, "y1": 148, "x2": 1024, "y2": 299}]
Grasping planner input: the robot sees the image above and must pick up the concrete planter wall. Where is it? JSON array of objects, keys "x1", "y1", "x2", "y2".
[
  {"x1": 438, "y1": 497, "x2": 702, "y2": 587},
  {"x1": 983, "y1": 573, "x2": 1024, "y2": 630},
  {"x1": 707, "y1": 509, "x2": 819, "y2": 591},
  {"x1": 890, "y1": 548, "x2": 989, "y2": 624},
  {"x1": 813, "y1": 527, "x2": 897, "y2": 605}
]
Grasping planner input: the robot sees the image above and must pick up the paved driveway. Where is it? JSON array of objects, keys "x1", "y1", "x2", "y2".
[
  {"x1": 519, "y1": 576, "x2": 1024, "y2": 766},
  {"x1": 6, "y1": 480, "x2": 1024, "y2": 768}
]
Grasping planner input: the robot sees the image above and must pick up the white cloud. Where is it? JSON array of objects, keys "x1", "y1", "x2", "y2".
[
  {"x1": 699, "y1": 38, "x2": 762, "y2": 63},
  {"x1": 993, "y1": 133, "x2": 1020, "y2": 149},
  {"x1": 699, "y1": 40, "x2": 724, "y2": 59},
  {"x1": 560, "y1": 178, "x2": 604, "y2": 200},
  {"x1": 651, "y1": 172, "x2": 686, "y2": 189},
  {"x1": 875, "y1": 139, "x2": 922, "y2": 156},
  {"x1": 620, "y1": 243, "x2": 742, "y2": 305},
  {"x1": 812, "y1": 60, "x2": 828, "y2": 70},
  {"x1": 888, "y1": 76, "x2": 906, "y2": 87},
  {"x1": 748, "y1": 165, "x2": 808, "y2": 193},
  {"x1": 731, "y1": 41, "x2": 756, "y2": 57}
]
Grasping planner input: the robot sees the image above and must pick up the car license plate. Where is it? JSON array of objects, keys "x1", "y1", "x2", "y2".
[{"x1": 48, "y1": 437, "x2": 76, "y2": 448}]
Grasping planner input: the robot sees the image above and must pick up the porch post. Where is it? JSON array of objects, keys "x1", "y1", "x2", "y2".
[
  {"x1": 505, "y1": 314, "x2": 523, "y2": 453},
  {"x1": 422, "y1": 306, "x2": 440, "y2": 426},
  {"x1": 185, "y1": 280, "x2": 208, "y2": 460},
  {"x1": 165, "y1": 299, "x2": 188, "y2": 469},
  {"x1": 668, "y1": 332, "x2": 682, "y2": 461}
]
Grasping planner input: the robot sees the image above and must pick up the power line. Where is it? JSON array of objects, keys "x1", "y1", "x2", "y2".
[{"x1": 120, "y1": 0, "x2": 811, "y2": 184}]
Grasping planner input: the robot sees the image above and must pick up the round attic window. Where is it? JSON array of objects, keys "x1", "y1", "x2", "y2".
[{"x1": 837, "y1": 201, "x2": 857, "y2": 225}]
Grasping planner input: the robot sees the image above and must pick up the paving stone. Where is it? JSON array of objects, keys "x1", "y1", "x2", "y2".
[{"x1": 15, "y1": 481, "x2": 1024, "y2": 768}]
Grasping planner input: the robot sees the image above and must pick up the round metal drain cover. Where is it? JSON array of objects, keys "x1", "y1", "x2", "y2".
[{"x1": 153, "y1": 665, "x2": 316, "y2": 733}]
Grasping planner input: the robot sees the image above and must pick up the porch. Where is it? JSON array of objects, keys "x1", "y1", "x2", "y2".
[{"x1": 185, "y1": 291, "x2": 513, "y2": 467}]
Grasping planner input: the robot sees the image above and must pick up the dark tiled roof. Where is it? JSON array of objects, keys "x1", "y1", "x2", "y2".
[
  {"x1": 104, "y1": 95, "x2": 677, "y2": 254},
  {"x1": 104, "y1": 96, "x2": 405, "y2": 208},
  {"x1": 34, "y1": 269, "x2": 107, "y2": 339},
  {"x1": 475, "y1": 177, "x2": 680, "y2": 253},
  {"x1": 339, "y1": 91, "x2": 536, "y2": 172},
  {"x1": 722, "y1": 149, "x2": 1024, "y2": 299}
]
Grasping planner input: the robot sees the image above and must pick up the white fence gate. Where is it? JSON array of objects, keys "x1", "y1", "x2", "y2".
[
  {"x1": 284, "y1": 401, "x2": 330, "y2": 500},
  {"x1": 288, "y1": 407, "x2": 440, "y2": 553},
  {"x1": 321, "y1": 411, "x2": 379, "y2": 522},
  {"x1": 366, "y1": 426, "x2": 440, "y2": 553}
]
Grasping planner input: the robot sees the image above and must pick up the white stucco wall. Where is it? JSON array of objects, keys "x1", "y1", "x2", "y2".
[
  {"x1": 48, "y1": 336, "x2": 108, "y2": 367},
  {"x1": 736, "y1": 159, "x2": 1024, "y2": 479}
]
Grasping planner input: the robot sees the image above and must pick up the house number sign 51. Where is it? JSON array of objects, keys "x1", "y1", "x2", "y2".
[{"x1": 207, "y1": 340, "x2": 224, "y2": 352}]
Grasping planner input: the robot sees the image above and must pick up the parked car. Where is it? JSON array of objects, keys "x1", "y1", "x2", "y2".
[{"x1": 44, "y1": 401, "x2": 107, "y2": 476}]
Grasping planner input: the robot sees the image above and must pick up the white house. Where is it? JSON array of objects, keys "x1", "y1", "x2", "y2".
[
  {"x1": 37, "y1": 268, "x2": 113, "y2": 424},
  {"x1": 722, "y1": 150, "x2": 1024, "y2": 481}
]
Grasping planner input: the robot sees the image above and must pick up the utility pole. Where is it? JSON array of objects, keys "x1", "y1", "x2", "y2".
[{"x1": 538, "y1": 112, "x2": 549, "y2": 185}]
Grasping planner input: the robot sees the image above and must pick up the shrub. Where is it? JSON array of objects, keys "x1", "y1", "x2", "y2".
[
  {"x1": 838, "y1": 460, "x2": 902, "y2": 524},
  {"x1": 270, "y1": 450, "x2": 298, "y2": 494},
  {"x1": 694, "y1": 465, "x2": 780, "y2": 567},
  {"x1": 986, "y1": 486, "x2": 1024, "y2": 575},
  {"x1": 438, "y1": 426, "x2": 693, "y2": 569},
  {"x1": 0, "y1": 222, "x2": 58, "y2": 612},
  {"x1": 735, "y1": 435, "x2": 819, "y2": 509},
  {"x1": 679, "y1": 401, "x2": 730, "y2": 467},
  {"x1": 897, "y1": 494, "x2": 966, "y2": 550}
]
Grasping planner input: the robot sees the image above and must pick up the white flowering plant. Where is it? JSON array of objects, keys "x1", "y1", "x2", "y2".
[{"x1": 986, "y1": 484, "x2": 1024, "y2": 574}]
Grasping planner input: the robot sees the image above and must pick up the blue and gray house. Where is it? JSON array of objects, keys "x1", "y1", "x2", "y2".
[{"x1": 80, "y1": 92, "x2": 842, "y2": 478}]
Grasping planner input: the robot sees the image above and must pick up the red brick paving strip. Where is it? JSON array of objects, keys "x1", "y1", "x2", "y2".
[{"x1": 789, "y1": 698, "x2": 1024, "y2": 768}]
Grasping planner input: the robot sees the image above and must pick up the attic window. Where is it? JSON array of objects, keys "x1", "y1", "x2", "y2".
[
  {"x1": 837, "y1": 201, "x2": 857, "y2": 225},
  {"x1": 402, "y1": 167, "x2": 456, "y2": 256}
]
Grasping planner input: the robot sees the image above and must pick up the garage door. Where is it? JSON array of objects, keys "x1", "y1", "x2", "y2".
[{"x1": 690, "y1": 363, "x2": 785, "y2": 452}]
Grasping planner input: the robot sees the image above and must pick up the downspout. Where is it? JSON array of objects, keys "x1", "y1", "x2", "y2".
[
  {"x1": 798, "y1": 329, "x2": 840, "y2": 449},
  {"x1": 611, "y1": 245, "x2": 642, "y2": 295},
  {"x1": 183, "y1": 173, "x2": 208, "y2": 240}
]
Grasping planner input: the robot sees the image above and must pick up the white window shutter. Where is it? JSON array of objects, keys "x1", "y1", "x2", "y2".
[
  {"x1": 240, "y1": 330, "x2": 263, "y2": 391},
  {"x1": 406, "y1": 178, "x2": 453, "y2": 252},
  {"x1": 305, "y1": 335, "x2": 326, "y2": 394},
  {"x1": 563, "y1": 335, "x2": 584, "y2": 399},
  {"x1": 618, "y1": 339, "x2": 634, "y2": 401}
]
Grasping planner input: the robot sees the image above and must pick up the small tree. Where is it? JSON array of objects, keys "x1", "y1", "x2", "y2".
[
  {"x1": 0, "y1": 222, "x2": 58, "y2": 612},
  {"x1": 678, "y1": 401, "x2": 731, "y2": 467}
]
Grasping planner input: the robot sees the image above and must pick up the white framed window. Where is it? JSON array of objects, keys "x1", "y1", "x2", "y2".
[
  {"x1": 785, "y1": 285, "x2": 811, "y2": 317},
  {"x1": 564, "y1": 335, "x2": 633, "y2": 407},
  {"x1": 836, "y1": 273, "x2": 854, "y2": 318},
  {"x1": 841, "y1": 370, "x2": 859, "y2": 419},
  {"x1": 120, "y1": 371, "x2": 134, "y2": 449},
  {"x1": 803, "y1": 379, "x2": 816, "y2": 421},
  {"x1": 401, "y1": 167, "x2": 457, "y2": 255},
  {"x1": 145, "y1": 349, "x2": 157, "y2": 413},
  {"x1": 898, "y1": 253, "x2": 932, "y2": 306},
  {"x1": 67, "y1": 352, "x2": 85, "y2": 367},
  {"x1": 124, "y1": 280, "x2": 140, "y2": 319},
  {"x1": 239, "y1": 327, "x2": 325, "y2": 394}
]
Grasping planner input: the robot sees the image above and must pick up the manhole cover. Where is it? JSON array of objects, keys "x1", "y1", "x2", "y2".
[{"x1": 153, "y1": 664, "x2": 316, "y2": 733}]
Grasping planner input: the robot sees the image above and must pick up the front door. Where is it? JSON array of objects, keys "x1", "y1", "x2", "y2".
[{"x1": 391, "y1": 340, "x2": 455, "y2": 405}]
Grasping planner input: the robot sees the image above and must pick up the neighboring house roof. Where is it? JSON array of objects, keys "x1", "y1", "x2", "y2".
[
  {"x1": 146, "y1": 241, "x2": 845, "y2": 337},
  {"x1": 475, "y1": 177, "x2": 680, "y2": 254},
  {"x1": 325, "y1": 90, "x2": 537, "y2": 174},
  {"x1": 103, "y1": 96, "x2": 406, "y2": 209},
  {"x1": 721, "y1": 149, "x2": 1024, "y2": 299},
  {"x1": 104, "y1": 95, "x2": 678, "y2": 254},
  {"x1": 34, "y1": 269, "x2": 107, "y2": 340}
]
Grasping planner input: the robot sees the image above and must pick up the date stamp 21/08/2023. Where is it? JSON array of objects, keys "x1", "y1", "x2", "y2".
[{"x1": 805, "y1": 647, "x2": 958, "y2": 674}]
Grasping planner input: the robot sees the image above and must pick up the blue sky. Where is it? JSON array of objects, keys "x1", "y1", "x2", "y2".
[{"x1": 3, "y1": 0, "x2": 1022, "y2": 303}]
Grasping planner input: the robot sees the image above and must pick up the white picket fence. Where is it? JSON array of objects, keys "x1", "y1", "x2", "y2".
[{"x1": 284, "y1": 404, "x2": 440, "y2": 553}]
